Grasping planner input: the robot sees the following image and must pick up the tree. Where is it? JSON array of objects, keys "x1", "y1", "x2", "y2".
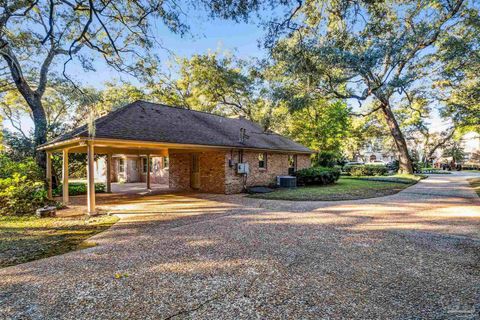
[
  {"x1": 280, "y1": 100, "x2": 350, "y2": 157},
  {"x1": 0, "y1": 1, "x2": 257, "y2": 172},
  {"x1": 96, "y1": 82, "x2": 146, "y2": 113},
  {"x1": 266, "y1": 0, "x2": 476, "y2": 174},
  {"x1": 442, "y1": 142, "x2": 466, "y2": 163},
  {"x1": 150, "y1": 53, "x2": 259, "y2": 119},
  {"x1": 435, "y1": 7, "x2": 480, "y2": 131},
  {"x1": 0, "y1": 114, "x2": 3, "y2": 151}
]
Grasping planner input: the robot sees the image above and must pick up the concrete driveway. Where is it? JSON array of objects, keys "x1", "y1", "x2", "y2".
[{"x1": 1, "y1": 172, "x2": 479, "y2": 319}]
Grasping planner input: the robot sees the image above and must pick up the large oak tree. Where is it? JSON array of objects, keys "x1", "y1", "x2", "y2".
[
  {"x1": 265, "y1": 0, "x2": 477, "y2": 173},
  {"x1": 0, "y1": 0, "x2": 258, "y2": 171}
]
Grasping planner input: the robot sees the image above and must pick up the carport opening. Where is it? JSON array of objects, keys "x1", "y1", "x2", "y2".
[{"x1": 101, "y1": 154, "x2": 170, "y2": 192}]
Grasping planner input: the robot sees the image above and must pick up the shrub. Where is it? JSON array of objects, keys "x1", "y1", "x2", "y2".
[
  {"x1": 295, "y1": 166, "x2": 341, "y2": 186},
  {"x1": 315, "y1": 151, "x2": 340, "y2": 167},
  {"x1": 344, "y1": 164, "x2": 388, "y2": 176},
  {"x1": 0, "y1": 174, "x2": 47, "y2": 216},
  {"x1": 387, "y1": 160, "x2": 399, "y2": 172},
  {"x1": 53, "y1": 182, "x2": 106, "y2": 196},
  {"x1": 0, "y1": 154, "x2": 43, "y2": 181}
]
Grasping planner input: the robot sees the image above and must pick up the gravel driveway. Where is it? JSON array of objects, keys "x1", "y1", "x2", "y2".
[{"x1": 1, "y1": 172, "x2": 479, "y2": 319}]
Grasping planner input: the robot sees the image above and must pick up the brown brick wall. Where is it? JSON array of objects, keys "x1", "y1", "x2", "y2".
[
  {"x1": 168, "y1": 151, "x2": 227, "y2": 193},
  {"x1": 168, "y1": 152, "x2": 191, "y2": 191},
  {"x1": 104, "y1": 150, "x2": 310, "y2": 194},
  {"x1": 296, "y1": 154, "x2": 311, "y2": 170},
  {"x1": 198, "y1": 151, "x2": 226, "y2": 193},
  {"x1": 225, "y1": 151, "x2": 312, "y2": 194}
]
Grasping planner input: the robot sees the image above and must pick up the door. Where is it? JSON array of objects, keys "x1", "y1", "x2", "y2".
[{"x1": 191, "y1": 154, "x2": 200, "y2": 189}]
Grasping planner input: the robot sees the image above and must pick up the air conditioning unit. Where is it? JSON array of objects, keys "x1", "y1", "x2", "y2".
[
  {"x1": 236, "y1": 163, "x2": 249, "y2": 174},
  {"x1": 277, "y1": 176, "x2": 297, "y2": 188}
]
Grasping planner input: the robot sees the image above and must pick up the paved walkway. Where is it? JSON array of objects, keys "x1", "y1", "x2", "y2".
[{"x1": 1, "y1": 172, "x2": 479, "y2": 319}]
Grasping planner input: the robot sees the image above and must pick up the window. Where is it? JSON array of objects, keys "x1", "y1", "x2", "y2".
[
  {"x1": 142, "y1": 158, "x2": 153, "y2": 173},
  {"x1": 288, "y1": 155, "x2": 297, "y2": 175},
  {"x1": 258, "y1": 153, "x2": 267, "y2": 169},
  {"x1": 119, "y1": 159, "x2": 125, "y2": 173},
  {"x1": 163, "y1": 157, "x2": 169, "y2": 169}
]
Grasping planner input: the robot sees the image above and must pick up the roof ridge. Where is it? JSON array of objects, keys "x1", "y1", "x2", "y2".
[{"x1": 138, "y1": 100, "x2": 255, "y2": 123}]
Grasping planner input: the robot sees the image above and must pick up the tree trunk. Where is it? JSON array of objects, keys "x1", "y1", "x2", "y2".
[
  {"x1": 31, "y1": 96, "x2": 48, "y2": 171},
  {"x1": 0, "y1": 42, "x2": 48, "y2": 172},
  {"x1": 380, "y1": 104, "x2": 414, "y2": 174}
]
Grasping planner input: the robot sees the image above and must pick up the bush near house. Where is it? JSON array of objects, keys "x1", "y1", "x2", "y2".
[
  {"x1": 315, "y1": 151, "x2": 341, "y2": 167},
  {"x1": 0, "y1": 154, "x2": 43, "y2": 181},
  {"x1": 295, "y1": 166, "x2": 341, "y2": 186},
  {"x1": 0, "y1": 154, "x2": 48, "y2": 216},
  {"x1": 0, "y1": 174, "x2": 47, "y2": 216},
  {"x1": 344, "y1": 164, "x2": 388, "y2": 176},
  {"x1": 53, "y1": 182, "x2": 106, "y2": 196}
]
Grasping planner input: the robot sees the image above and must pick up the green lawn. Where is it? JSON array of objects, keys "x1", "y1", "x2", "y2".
[
  {"x1": 250, "y1": 175, "x2": 424, "y2": 201},
  {"x1": 468, "y1": 178, "x2": 480, "y2": 197},
  {"x1": 0, "y1": 215, "x2": 118, "y2": 268}
]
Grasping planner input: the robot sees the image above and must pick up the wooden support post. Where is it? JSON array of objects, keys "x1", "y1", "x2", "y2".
[
  {"x1": 62, "y1": 149, "x2": 69, "y2": 205},
  {"x1": 146, "y1": 154, "x2": 151, "y2": 190},
  {"x1": 106, "y1": 153, "x2": 112, "y2": 193},
  {"x1": 87, "y1": 142, "x2": 96, "y2": 215},
  {"x1": 46, "y1": 151, "x2": 52, "y2": 199}
]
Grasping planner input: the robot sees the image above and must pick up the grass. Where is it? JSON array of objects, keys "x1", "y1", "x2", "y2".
[
  {"x1": 0, "y1": 215, "x2": 119, "y2": 268},
  {"x1": 250, "y1": 175, "x2": 424, "y2": 201},
  {"x1": 468, "y1": 178, "x2": 480, "y2": 197}
]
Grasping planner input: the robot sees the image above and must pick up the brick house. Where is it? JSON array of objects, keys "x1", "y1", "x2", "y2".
[{"x1": 39, "y1": 101, "x2": 312, "y2": 214}]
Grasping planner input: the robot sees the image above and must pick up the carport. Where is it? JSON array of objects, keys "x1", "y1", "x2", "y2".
[{"x1": 38, "y1": 137, "x2": 219, "y2": 215}]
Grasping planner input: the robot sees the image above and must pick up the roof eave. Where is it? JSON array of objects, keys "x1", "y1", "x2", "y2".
[
  {"x1": 37, "y1": 137, "x2": 84, "y2": 151},
  {"x1": 37, "y1": 136, "x2": 314, "y2": 154}
]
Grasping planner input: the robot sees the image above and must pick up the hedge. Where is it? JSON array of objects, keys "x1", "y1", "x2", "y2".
[
  {"x1": 295, "y1": 166, "x2": 341, "y2": 186},
  {"x1": 53, "y1": 182, "x2": 106, "y2": 196},
  {"x1": 344, "y1": 164, "x2": 388, "y2": 176}
]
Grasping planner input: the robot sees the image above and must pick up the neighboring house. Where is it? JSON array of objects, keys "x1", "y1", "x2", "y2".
[
  {"x1": 353, "y1": 138, "x2": 397, "y2": 163},
  {"x1": 461, "y1": 132, "x2": 480, "y2": 164},
  {"x1": 430, "y1": 131, "x2": 480, "y2": 166},
  {"x1": 39, "y1": 101, "x2": 312, "y2": 214}
]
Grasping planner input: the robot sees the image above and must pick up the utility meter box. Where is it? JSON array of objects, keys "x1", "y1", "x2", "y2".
[{"x1": 236, "y1": 163, "x2": 249, "y2": 174}]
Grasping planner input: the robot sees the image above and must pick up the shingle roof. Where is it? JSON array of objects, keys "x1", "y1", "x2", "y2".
[{"x1": 43, "y1": 101, "x2": 313, "y2": 153}]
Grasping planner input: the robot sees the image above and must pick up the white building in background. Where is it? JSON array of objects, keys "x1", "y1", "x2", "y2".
[
  {"x1": 461, "y1": 131, "x2": 480, "y2": 163},
  {"x1": 353, "y1": 138, "x2": 397, "y2": 164},
  {"x1": 352, "y1": 131, "x2": 480, "y2": 165}
]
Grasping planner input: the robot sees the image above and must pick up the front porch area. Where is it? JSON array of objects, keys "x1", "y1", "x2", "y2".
[{"x1": 40, "y1": 138, "x2": 224, "y2": 216}]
